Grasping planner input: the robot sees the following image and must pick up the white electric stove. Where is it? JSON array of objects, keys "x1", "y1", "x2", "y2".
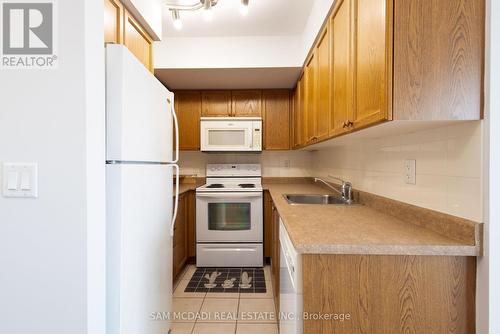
[{"x1": 196, "y1": 164, "x2": 263, "y2": 267}]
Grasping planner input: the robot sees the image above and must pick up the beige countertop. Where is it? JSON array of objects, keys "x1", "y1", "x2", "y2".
[
  {"x1": 174, "y1": 183, "x2": 196, "y2": 197},
  {"x1": 266, "y1": 183, "x2": 480, "y2": 256}
]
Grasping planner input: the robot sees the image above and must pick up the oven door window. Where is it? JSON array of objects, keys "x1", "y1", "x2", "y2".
[{"x1": 208, "y1": 203, "x2": 251, "y2": 231}]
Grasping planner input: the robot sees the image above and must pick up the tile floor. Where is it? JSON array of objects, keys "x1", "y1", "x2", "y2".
[{"x1": 171, "y1": 265, "x2": 278, "y2": 334}]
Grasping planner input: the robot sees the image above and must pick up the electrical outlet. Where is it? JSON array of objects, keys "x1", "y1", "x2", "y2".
[
  {"x1": 284, "y1": 160, "x2": 290, "y2": 168},
  {"x1": 404, "y1": 159, "x2": 416, "y2": 185}
]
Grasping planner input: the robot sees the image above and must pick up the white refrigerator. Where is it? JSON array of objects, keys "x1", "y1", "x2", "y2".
[{"x1": 105, "y1": 44, "x2": 179, "y2": 334}]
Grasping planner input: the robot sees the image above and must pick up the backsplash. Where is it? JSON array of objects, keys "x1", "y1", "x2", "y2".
[
  {"x1": 178, "y1": 150, "x2": 312, "y2": 177},
  {"x1": 180, "y1": 122, "x2": 483, "y2": 222},
  {"x1": 310, "y1": 121, "x2": 483, "y2": 222}
]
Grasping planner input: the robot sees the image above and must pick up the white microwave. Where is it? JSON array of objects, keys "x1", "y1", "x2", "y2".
[{"x1": 200, "y1": 117, "x2": 262, "y2": 152}]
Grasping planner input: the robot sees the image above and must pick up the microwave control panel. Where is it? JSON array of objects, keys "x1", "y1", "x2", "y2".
[{"x1": 252, "y1": 122, "x2": 262, "y2": 150}]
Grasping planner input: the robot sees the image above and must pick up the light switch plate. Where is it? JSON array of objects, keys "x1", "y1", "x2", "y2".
[
  {"x1": 2, "y1": 163, "x2": 38, "y2": 198},
  {"x1": 404, "y1": 159, "x2": 416, "y2": 185}
]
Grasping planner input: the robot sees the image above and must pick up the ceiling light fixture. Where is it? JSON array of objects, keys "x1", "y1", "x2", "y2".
[
  {"x1": 240, "y1": 0, "x2": 249, "y2": 16},
  {"x1": 164, "y1": 0, "x2": 247, "y2": 28},
  {"x1": 171, "y1": 9, "x2": 182, "y2": 30},
  {"x1": 202, "y1": 0, "x2": 213, "y2": 22}
]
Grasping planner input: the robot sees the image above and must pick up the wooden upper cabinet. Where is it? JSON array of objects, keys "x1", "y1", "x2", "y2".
[
  {"x1": 315, "y1": 26, "x2": 331, "y2": 141},
  {"x1": 393, "y1": 0, "x2": 484, "y2": 120},
  {"x1": 263, "y1": 90, "x2": 290, "y2": 150},
  {"x1": 104, "y1": 0, "x2": 123, "y2": 44},
  {"x1": 175, "y1": 91, "x2": 201, "y2": 150},
  {"x1": 201, "y1": 91, "x2": 232, "y2": 116},
  {"x1": 232, "y1": 90, "x2": 262, "y2": 117},
  {"x1": 297, "y1": 75, "x2": 306, "y2": 147},
  {"x1": 305, "y1": 52, "x2": 318, "y2": 144},
  {"x1": 292, "y1": 76, "x2": 306, "y2": 148},
  {"x1": 330, "y1": 0, "x2": 354, "y2": 137},
  {"x1": 123, "y1": 9, "x2": 154, "y2": 72},
  {"x1": 353, "y1": 0, "x2": 393, "y2": 128}
]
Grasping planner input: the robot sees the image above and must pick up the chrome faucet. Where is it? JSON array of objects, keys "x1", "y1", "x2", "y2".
[{"x1": 314, "y1": 176, "x2": 353, "y2": 204}]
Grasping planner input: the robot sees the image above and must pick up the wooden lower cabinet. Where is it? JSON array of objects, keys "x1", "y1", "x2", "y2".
[
  {"x1": 263, "y1": 191, "x2": 273, "y2": 258},
  {"x1": 173, "y1": 191, "x2": 196, "y2": 282},
  {"x1": 302, "y1": 254, "x2": 476, "y2": 333},
  {"x1": 270, "y1": 203, "x2": 280, "y2": 315},
  {"x1": 186, "y1": 190, "x2": 196, "y2": 258}
]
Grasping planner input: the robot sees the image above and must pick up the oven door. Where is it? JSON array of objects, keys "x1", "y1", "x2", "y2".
[
  {"x1": 200, "y1": 119, "x2": 254, "y2": 152},
  {"x1": 196, "y1": 192, "x2": 263, "y2": 242}
]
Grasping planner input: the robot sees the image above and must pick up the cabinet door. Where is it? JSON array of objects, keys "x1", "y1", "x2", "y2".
[
  {"x1": 201, "y1": 91, "x2": 232, "y2": 117},
  {"x1": 292, "y1": 85, "x2": 300, "y2": 149},
  {"x1": 304, "y1": 52, "x2": 318, "y2": 144},
  {"x1": 353, "y1": 0, "x2": 392, "y2": 128},
  {"x1": 271, "y1": 204, "x2": 280, "y2": 315},
  {"x1": 186, "y1": 191, "x2": 196, "y2": 258},
  {"x1": 316, "y1": 26, "x2": 331, "y2": 141},
  {"x1": 297, "y1": 75, "x2": 306, "y2": 147},
  {"x1": 232, "y1": 90, "x2": 262, "y2": 117},
  {"x1": 175, "y1": 91, "x2": 201, "y2": 150},
  {"x1": 263, "y1": 90, "x2": 290, "y2": 150},
  {"x1": 263, "y1": 191, "x2": 273, "y2": 258},
  {"x1": 330, "y1": 0, "x2": 354, "y2": 136},
  {"x1": 173, "y1": 193, "x2": 187, "y2": 281},
  {"x1": 123, "y1": 9, "x2": 154, "y2": 72},
  {"x1": 104, "y1": 0, "x2": 123, "y2": 44}
]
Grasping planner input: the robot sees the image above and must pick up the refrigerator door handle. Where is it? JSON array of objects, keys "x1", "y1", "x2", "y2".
[
  {"x1": 170, "y1": 164, "x2": 180, "y2": 237},
  {"x1": 168, "y1": 97, "x2": 179, "y2": 164}
]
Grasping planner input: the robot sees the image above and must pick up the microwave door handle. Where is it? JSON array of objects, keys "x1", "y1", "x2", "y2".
[{"x1": 167, "y1": 97, "x2": 179, "y2": 164}]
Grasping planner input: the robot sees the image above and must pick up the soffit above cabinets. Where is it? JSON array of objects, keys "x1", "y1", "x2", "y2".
[
  {"x1": 162, "y1": 0, "x2": 315, "y2": 37},
  {"x1": 155, "y1": 67, "x2": 302, "y2": 90}
]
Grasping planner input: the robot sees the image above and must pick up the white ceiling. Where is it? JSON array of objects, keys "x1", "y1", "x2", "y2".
[{"x1": 162, "y1": 0, "x2": 315, "y2": 37}]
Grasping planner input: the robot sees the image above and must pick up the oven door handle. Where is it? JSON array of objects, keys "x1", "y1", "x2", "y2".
[{"x1": 196, "y1": 192, "x2": 263, "y2": 198}]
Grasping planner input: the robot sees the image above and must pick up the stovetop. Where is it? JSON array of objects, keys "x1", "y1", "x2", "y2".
[
  {"x1": 196, "y1": 177, "x2": 263, "y2": 193},
  {"x1": 197, "y1": 164, "x2": 263, "y2": 193}
]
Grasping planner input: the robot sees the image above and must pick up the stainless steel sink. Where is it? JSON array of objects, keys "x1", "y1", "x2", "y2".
[{"x1": 283, "y1": 194, "x2": 355, "y2": 205}]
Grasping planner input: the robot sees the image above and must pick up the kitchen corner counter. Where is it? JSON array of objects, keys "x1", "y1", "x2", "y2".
[
  {"x1": 174, "y1": 183, "x2": 196, "y2": 197},
  {"x1": 265, "y1": 183, "x2": 481, "y2": 256},
  {"x1": 173, "y1": 175, "x2": 202, "y2": 197}
]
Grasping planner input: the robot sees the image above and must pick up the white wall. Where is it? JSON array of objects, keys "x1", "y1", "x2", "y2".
[
  {"x1": 477, "y1": 0, "x2": 500, "y2": 332},
  {"x1": 155, "y1": 35, "x2": 303, "y2": 69},
  {"x1": 310, "y1": 122, "x2": 483, "y2": 222},
  {"x1": 0, "y1": 0, "x2": 106, "y2": 333},
  {"x1": 179, "y1": 151, "x2": 312, "y2": 177},
  {"x1": 299, "y1": 0, "x2": 334, "y2": 62},
  {"x1": 154, "y1": 0, "x2": 333, "y2": 69}
]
